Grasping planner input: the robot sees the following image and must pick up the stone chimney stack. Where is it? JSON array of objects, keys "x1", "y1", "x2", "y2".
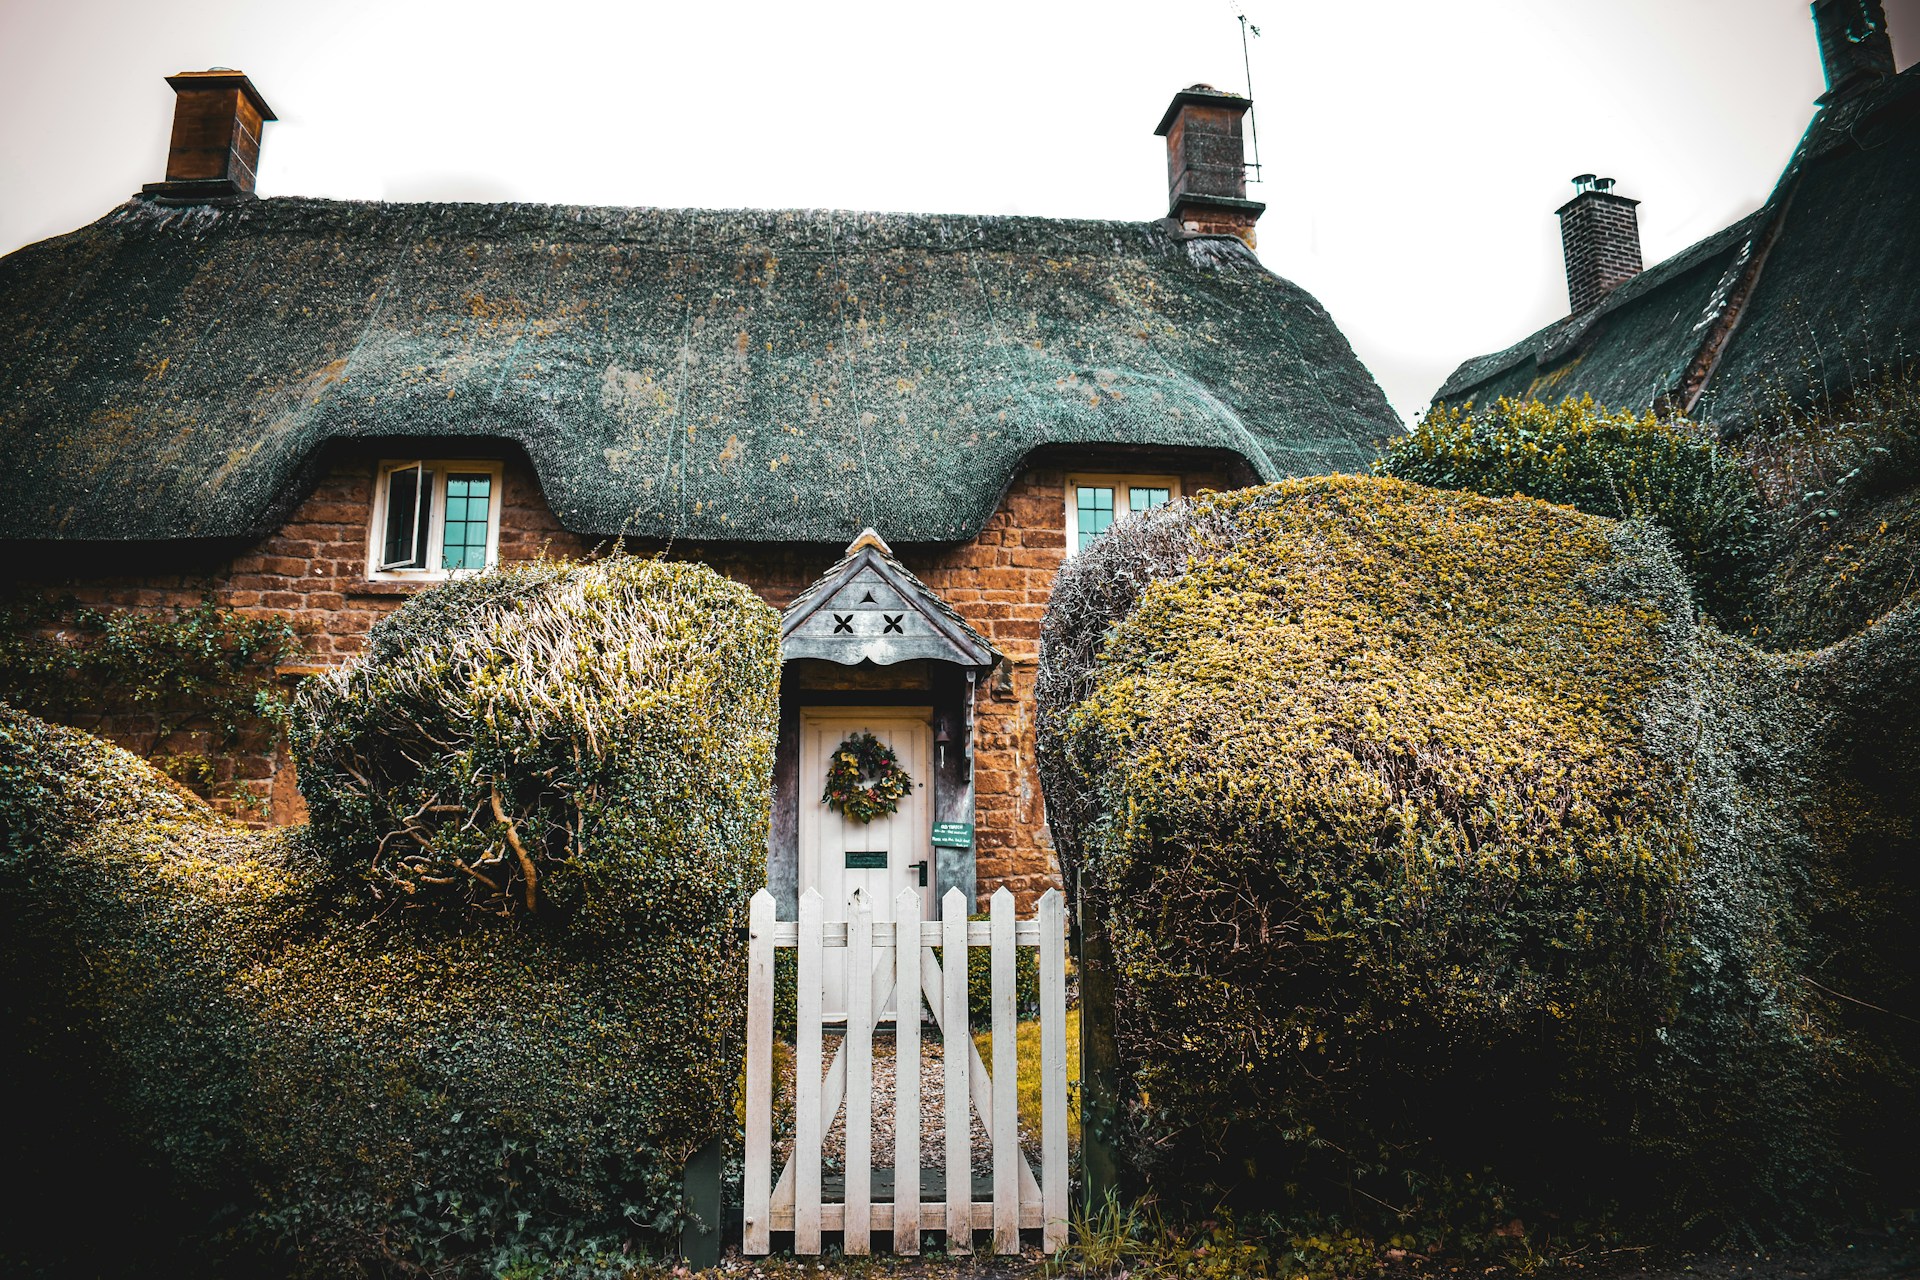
[
  {"x1": 1154, "y1": 85, "x2": 1265, "y2": 248},
  {"x1": 142, "y1": 69, "x2": 276, "y2": 202},
  {"x1": 1556, "y1": 175, "x2": 1643, "y2": 314},
  {"x1": 1811, "y1": 0, "x2": 1895, "y2": 102}
]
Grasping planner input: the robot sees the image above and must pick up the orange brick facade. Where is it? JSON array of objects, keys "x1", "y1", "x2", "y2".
[{"x1": 11, "y1": 448, "x2": 1220, "y2": 907}]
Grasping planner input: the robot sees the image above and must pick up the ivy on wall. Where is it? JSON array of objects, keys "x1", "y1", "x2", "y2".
[{"x1": 0, "y1": 592, "x2": 302, "y2": 807}]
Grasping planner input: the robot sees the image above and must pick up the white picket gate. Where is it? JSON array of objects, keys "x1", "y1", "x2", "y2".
[{"x1": 743, "y1": 884, "x2": 1069, "y2": 1257}]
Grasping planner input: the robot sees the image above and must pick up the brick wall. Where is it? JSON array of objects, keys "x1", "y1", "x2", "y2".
[
  {"x1": 9, "y1": 451, "x2": 1214, "y2": 908},
  {"x1": 7, "y1": 454, "x2": 592, "y2": 823}
]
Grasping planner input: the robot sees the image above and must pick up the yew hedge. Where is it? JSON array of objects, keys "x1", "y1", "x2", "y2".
[
  {"x1": 1036, "y1": 475, "x2": 1916, "y2": 1243},
  {"x1": 0, "y1": 557, "x2": 780, "y2": 1278}
]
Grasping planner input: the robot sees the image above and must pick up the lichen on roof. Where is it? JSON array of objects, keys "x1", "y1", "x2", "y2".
[{"x1": 0, "y1": 198, "x2": 1396, "y2": 544}]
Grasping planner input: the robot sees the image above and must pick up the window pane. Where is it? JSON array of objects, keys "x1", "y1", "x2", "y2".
[
  {"x1": 1076, "y1": 486, "x2": 1115, "y2": 553},
  {"x1": 382, "y1": 468, "x2": 418, "y2": 567},
  {"x1": 381, "y1": 465, "x2": 432, "y2": 569},
  {"x1": 1130, "y1": 486, "x2": 1170, "y2": 513},
  {"x1": 442, "y1": 473, "x2": 492, "y2": 570}
]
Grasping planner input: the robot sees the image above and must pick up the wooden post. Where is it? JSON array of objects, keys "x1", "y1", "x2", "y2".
[
  {"x1": 1076, "y1": 887, "x2": 1125, "y2": 1218},
  {"x1": 893, "y1": 888, "x2": 923, "y2": 1255},
  {"x1": 1038, "y1": 888, "x2": 1069, "y2": 1253},
  {"x1": 795, "y1": 888, "x2": 825, "y2": 1254},
  {"x1": 942, "y1": 887, "x2": 971, "y2": 1253},
  {"x1": 989, "y1": 886, "x2": 1019, "y2": 1254},
  {"x1": 743, "y1": 889, "x2": 775, "y2": 1255},
  {"x1": 679, "y1": 1134, "x2": 724, "y2": 1268}
]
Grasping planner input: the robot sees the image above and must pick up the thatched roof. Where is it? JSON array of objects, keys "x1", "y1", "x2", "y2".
[
  {"x1": 0, "y1": 198, "x2": 1395, "y2": 544},
  {"x1": 1433, "y1": 64, "x2": 1920, "y2": 428}
]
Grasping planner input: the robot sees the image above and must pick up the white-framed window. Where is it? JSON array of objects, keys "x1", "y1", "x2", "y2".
[
  {"x1": 1064, "y1": 473, "x2": 1180, "y2": 554},
  {"x1": 366, "y1": 459, "x2": 504, "y2": 581}
]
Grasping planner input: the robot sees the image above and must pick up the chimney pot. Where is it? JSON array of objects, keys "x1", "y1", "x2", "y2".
[
  {"x1": 142, "y1": 69, "x2": 277, "y2": 202},
  {"x1": 1811, "y1": 0, "x2": 1895, "y2": 102},
  {"x1": 1154, "y1": 85, "x2": 1264, "y2": 248},
  {"x1": 1556, "y1": 176, "x2": 1644, "y2": 313}
]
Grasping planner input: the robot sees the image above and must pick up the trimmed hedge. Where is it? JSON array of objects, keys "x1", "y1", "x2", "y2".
[
  {"x1": 1378, "y1": 396, "x2": 1768, "y2": 623},
  {"x1": 0, "y1": 557, "x2": 780, "y2": 1277},
  {"x1": 1037, "y1": 475, "x2": 1915, "y2": 1243},
  {"x1": 291, "y1": 558, "x2": 776, "y2": 933}
]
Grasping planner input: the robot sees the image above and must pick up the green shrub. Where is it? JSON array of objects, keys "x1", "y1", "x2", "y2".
[
  {"x1": 1378, "y1": 396, "x2": 1768, "y2": 622},
  {"x1": 0, "y1": 556, "x2": 780, "y2": 1278},
  {"x1": 1036, "y1": 475, "x2": 1911, "y2": 1243}
]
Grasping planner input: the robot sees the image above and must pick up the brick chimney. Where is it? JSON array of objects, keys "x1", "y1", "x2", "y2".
[
  {"x1": 1811, "y1": 0, "x2": 1895, "y2": 102},
  {"x1": 1154, "y1": 85, "x2": 1264, "y2": 248},
  {"x1": 1556, "y1": 175, "x2": 1643, "y2": 313},
  {"x1": 142, "y1": 69, "x2": 277, "y2": 202}
]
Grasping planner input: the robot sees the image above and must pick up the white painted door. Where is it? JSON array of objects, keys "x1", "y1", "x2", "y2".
[{"x1": 798, "y1": 708, "x2": 935, "y2": 1019}]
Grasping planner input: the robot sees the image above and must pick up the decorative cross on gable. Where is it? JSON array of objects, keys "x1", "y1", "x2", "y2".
[{"x1": 781, "y1": 528, "x2": 1000, "y2": 670}]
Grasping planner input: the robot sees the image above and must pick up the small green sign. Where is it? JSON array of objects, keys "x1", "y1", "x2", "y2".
[
  {"x1": 845, "y1": 851, "x2": 888, "y2": 870},
  {"x1": 931, "y1": 821, "x2": 974, "y2": 848}
]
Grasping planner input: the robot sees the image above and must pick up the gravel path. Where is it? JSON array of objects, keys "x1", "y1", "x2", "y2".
[{"x1": 775, "y1": 1029, "x2": 1038, "y2": 1182}]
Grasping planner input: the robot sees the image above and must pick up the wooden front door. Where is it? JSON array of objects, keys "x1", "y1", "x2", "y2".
[{"x1": 798, "y1": 708, "x2": 935, "y2": 1019}]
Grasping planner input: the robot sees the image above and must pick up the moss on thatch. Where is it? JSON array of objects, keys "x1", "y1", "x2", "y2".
[
  {"x1": 0, "y1": 199, "x2": 1395, "y2": 545},
  {"x1": 1037, "y1": 474, "x2": 1915, "y2": 1241},
  {"x1": 0, "y1": 555, "x2": 781, "y2": 1277}
]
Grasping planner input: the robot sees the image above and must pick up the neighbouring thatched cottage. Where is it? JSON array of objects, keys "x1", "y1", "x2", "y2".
[
  {"x1": 1433, "y1": 0, "x2": 1918, "y2": 428},
  {"x1": 0, "y1": 74, "x2": 1395, "y2": 925}
]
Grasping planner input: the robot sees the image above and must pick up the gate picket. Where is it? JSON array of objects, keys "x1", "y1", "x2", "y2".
[
  {"x1": 794, "y1": 889, "x2": 824, "y2": 1254},
  {"x1": 893, "y1": 889, "x2": 923, "y2": 1255},
  {"x1": 989, "y1": 886, "x2": 1019, "y2": 1254},
  {"x1": 942, "y1": 887, "x2": 972, "y2": 1253},
  {"x1": 1038, "y1": 888, "x2": 1069, "y2": 1251},
  {"x1": 845, "y1": 892, "x2": 873, "y2": 1254},
  {"x1": 743, "y1": 890, "x2": 775, "y2": 1255}
]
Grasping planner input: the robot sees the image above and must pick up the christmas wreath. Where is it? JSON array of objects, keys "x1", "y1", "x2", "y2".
[{"x1": 822, "y1": 731, "x2": 914, "y2": 824}]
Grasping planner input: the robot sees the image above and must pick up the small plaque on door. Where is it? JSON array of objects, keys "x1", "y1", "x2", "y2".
[
  {"x1": 931, "y1": 821, "x2": 974, "y2": 848},
  {"x1": 845, "y1": 851, "x2": 888, "y2": 869}
]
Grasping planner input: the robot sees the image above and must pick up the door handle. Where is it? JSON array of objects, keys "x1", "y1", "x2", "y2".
[{"x1": 907, "y1": 860, "x2": 929, "y2": 887}]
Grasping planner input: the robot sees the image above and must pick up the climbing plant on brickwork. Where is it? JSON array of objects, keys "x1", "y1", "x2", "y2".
[{"x1": 0, "y1": 590, "x2": 300, "y2": 808}]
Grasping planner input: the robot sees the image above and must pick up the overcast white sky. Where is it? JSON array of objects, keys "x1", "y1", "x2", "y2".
[{"x1": 2, "y1": 0, "x2": 1916, "y2": 422}]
